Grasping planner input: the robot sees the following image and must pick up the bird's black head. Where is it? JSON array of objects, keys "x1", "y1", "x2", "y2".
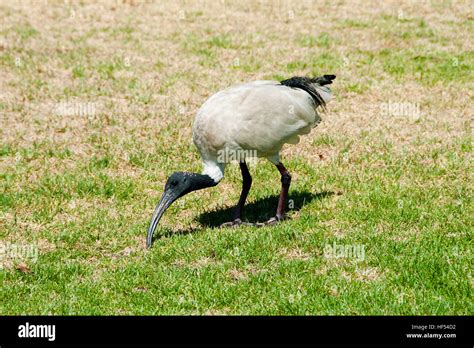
[
  {"x1": 146, "y1": 171, "x2": 217, "y2": 248},
  {"x1": 165, "y1": 171, "x2": 194, "y2": 199}
]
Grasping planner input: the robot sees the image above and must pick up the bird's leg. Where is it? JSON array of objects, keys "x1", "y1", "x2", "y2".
[
  {"x1": 264, "y1": 162, "x2": 291, "y2": 225},
  {"x1": 220, "y1": 162, "x2": 253, "y2": 228},
  {"x1": 233, "y1": 161, "x2": 252, "y2": 221}
]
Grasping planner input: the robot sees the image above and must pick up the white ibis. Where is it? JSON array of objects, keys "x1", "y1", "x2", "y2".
[{"x1": 147, "y1": 75, "x2": 336, "y2": 247}]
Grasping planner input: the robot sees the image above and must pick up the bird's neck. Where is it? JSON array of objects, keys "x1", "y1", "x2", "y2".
[
  {"x1": 202, "y1": 160, "x2": 225, "y2": 183},
  {"x1": 187, "y1": 172, "x2": 219, "y2": 192}
]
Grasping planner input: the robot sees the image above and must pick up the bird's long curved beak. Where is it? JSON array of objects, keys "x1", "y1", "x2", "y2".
[{"x1": 146, "y1": 191, "x2": 176, "y2": 248}]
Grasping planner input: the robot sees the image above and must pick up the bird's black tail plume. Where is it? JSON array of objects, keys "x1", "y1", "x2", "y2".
[
  {"x1": 310, "y1": 74, "x2": 336, "y2": 86},
  {"x1": 281, "y1": 75, "x2": 336, "y2": 110}
]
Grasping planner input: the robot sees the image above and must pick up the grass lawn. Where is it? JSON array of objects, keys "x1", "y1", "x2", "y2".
[{"x1": 0, "y1": 1, "x2": 472, "y2": 315}]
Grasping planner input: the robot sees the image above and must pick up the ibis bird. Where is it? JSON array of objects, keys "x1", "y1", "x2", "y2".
[{"x1": 147, "y1": 75, "x2": 336, "y2": 247}]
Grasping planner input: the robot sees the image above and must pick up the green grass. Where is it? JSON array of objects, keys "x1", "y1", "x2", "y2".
[
  {"x1": 0, "y1": 1, "x2": 472, "y2": 315},
  {"x1": 1, "y1": 137, "x2": 472, "y2": 315}
]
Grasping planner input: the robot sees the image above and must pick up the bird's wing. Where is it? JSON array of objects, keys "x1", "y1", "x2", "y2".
[{"x1": 281, "y1": 75, "x2": 335, "y2": 109}]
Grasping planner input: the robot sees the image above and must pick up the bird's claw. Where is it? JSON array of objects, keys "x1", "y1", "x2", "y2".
[
  {"x1": 220, "y1": 218, "x2": 248, "y2": 228},
  {"x1": 220, "y1": 216, "x2": 286, "y2": 228},
  {"x1": 255, "y1": 215, "x2": 285, "y2": 227}
]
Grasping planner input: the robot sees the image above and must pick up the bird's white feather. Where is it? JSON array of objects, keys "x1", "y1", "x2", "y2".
[
  {"x1": 193, "y1": 80, "x2": 332, "y2": 182},
  {"x1": 314, "y1": 85, "x2": 332, "y2": 103}
]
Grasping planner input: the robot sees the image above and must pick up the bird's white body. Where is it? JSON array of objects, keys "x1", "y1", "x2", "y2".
[{"x1": 193, "y1": 80, "x2": 332, "y2": 183}]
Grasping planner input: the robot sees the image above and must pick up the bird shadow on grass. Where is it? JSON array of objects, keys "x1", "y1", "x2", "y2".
[
  {"x1": 197, "y1": 190, "x2": 335, "y2": 228},
  {"x1": 153, "y1": 190, "x2": 334, "y2": 240}
]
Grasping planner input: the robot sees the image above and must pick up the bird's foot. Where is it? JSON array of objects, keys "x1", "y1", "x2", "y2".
[
  {"x1": 219, "y1": 218, "x2": 252, "y2": 228},
  {"x1": 256, "y1": 215, "x2": 285, "y2": 227},
  {"x1": 221, "y1": 216, "x2": 287, "y2": 228}
]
